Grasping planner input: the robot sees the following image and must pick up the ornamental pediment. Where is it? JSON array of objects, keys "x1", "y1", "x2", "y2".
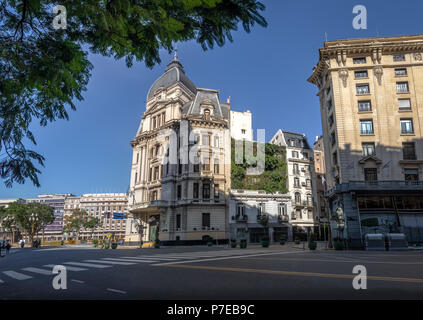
[{"x1": 359, "y1": 155, "x2": 382, "y2": 165}]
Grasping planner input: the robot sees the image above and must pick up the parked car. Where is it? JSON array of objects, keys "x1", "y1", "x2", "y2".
[
  {"x1": 386, "y1": 233, "x2": 408, "y2": 251},
  {"x1": 364, "y1": 233, "x2": 385, "y2": 251}
]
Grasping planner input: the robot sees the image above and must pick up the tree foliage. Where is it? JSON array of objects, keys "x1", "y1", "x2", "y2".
[
  {"x1": 63, "y1": 208, "x2": 101, "y2": 239},
  {"x1": 0, "y1": 0, "x2": 267, "y2": 187},
  {"x1": 2, "y1": 202, "x2": 55, "y2": 240},
  {"x1": 231, "y1": 138, "x2": 287, "y2": 194}
]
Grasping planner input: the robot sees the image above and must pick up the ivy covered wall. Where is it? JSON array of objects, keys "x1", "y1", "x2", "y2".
[{"x1": 231, "y1": 139, "x2": 288, "y2": 194}]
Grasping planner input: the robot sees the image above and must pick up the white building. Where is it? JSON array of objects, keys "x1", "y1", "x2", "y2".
[
  {"x1": 230, "y1": 109, "x2": 253, "y2": 141},
  {"x1": 64, "y1": 193, "x2": 128, "y2": 240},
  {"x1": 270, "y1": 130, "x2": 317, "y2": 238},
  {"x1": 229, "y1": 189, "x2": 292, "y2": 243},
  {"x1": 126, "y1": 54, "x2": 231, "y2": 245}
]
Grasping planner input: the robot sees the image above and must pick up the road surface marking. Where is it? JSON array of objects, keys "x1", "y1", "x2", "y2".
[
  {"x1": 3, "y1": 271, "x2": 33, "y2": 280},
  {"x1": 44, "y1": 264, "x2": 87, "y2": 271},
  {"x1": 64, "y1": 262, "x2": 111, "y2": 268},
  {"x1": 244, "y1": 257, "x2": 423, "y2": 265},
  {"x1": 102, "y1": 258, "x2": 158, "y2": 263},
  {"x1": 22, "y1": 267, "x2": 52, "y2": 275},
  {"x1": 85, "y1": 259, "x2": 135, "y2": 265},
  {"x1": 152, "y1": 251, "x2": 303, "y2": 266},
  {"x1": 164, "y1": 264, "x2": 423, "y2": 284},
  {"x1": 107, "y1": 288, "x2": 127, "y2": 294},
  {"x1": 125, "y1": 256, "x2": 179, "y2": 261},
  {"x1": 71, "y1": 279, "x2": 85, "y2": 283}
]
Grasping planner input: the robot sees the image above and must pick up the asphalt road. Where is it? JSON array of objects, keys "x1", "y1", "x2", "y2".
[{"x1": 1, "y1": 245, "x2": 423, "y2": 300}]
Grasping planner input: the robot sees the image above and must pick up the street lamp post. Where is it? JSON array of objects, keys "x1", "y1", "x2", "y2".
[{"x1": 29, "y1": 213, "x2": 39, "y2": 246}]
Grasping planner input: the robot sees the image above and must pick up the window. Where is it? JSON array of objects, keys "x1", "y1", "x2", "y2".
[
  {"x1": 176, "y1": 214, "x2": 181, "y2": 229},
  {"x1": 134, "y1": 172, "x2": 138, "y2": 183},
  {"x1": 293, "y1": 163, "x2": 299, "y2": 174},
  {"x1": 395, "y1": 68, "x2": 407, "y2": 76},
  {"x1": 364, "y1": 168, "x2": 378, "y2": 182},
  {"x1": 154, "y1": 166, "x2": 160, "y2": 180},
  {"x1": 237, "y1": 203, "x2": 245, "y2": 216},
  {"x1": 331, "y1": 132, "x2": 336, "y2": 146},
  {"x1": 355, "y1": 70, "x2": 368, "y2": 78},
  {"x1": 194, "y1": 134, "x2": 199, "y2": 144},
  {"x1": 214, "y1": 136, "x2": 219, "y2": 147},
  {"x1": 136, "y1": 152, "x2": 139, "y2": 163},
  {"x1": 257, "y1": 203, "x2": 265, "y2": 215},
  {"x1": 400, "y1": 119, "x2": 414, "y2": 134},
  {"x1": 201, "y1": 157, "x2": 210, "y2": 171},
  {"x1": 202, "y1": 184, "x2": 210, "y2": 199},
  {"x1": 294, "y1": 177, "x2": 300, "y2": 187},
  {"x1": 152, "y1": 117, "x2": 156, "y2": 129},
  {"x1": 358, "y1": 101, "x2": 372, "y2": 112},
  {"x1": 328, "y1": 114, "x2": 334, "y2": 126},
  {"x1": 360, "y1": 120, "x2": 374, "y2": 135},
  {"x1": 403, "y1": 142, "x2": 417, "y2": 160},
  {"x1": 362, "y1": 142, "x2": 376, "y2": 157},
  {"x1": 177, "y1": 185, "x2": 182, "y2": 200},
  {"x1": 292, "y1": 151, "x2": 299, "y2": 158},
  {"x1": 193, "y1": 183, "x2": 199, "y2": 199},
  {"x1": 203, "y1": 109, "x2": 210, "y2": 121},
  {"x1": 353, "y1": 57, "x2": 367, "y2": 64},
  {"x1": 193, "y1": 156, "x2": 200, "y2": 173},
  {"x1": 241, "y1": 129, "x2": 246, "y2": 134},
  {"x1": 306, "y1": 179, "x2": 311, "y2": 188},
  {"x1": 398, "y1": 99, "x2": 411, "y2": 111},
  {"x1": 405, "y1": 169, "x2": 419, "y2": 182},
  {"x1": 356, "y1": 84, "x2": 370, "y2": 95},
  {"x1": 332, "y1": 152, "x2": 338, "y2": 166},
  {"x1": 397, "y1": 82, "x2": 409, "y2": 93},
  {"x1": 393, "y1": 54, "x2": 405, "y2": 62},
  {"x1": 295, "y1": 193, "x2": 301, "y2": 204},
  {"x1": 214, "y1": 159, "x2": 219, "y2": 174},
  {"x1": 278, "y1": 204, "x2": 286, "y2": 216},
  {"x1": 202, "y1": 213, "x2": 210, "y2": 229},
  {"x1": 214, "y1": 184, "x2": 219, "y2": 199},
  {"x1": 202, "y1": 134, "x2": 210, "y2": 146}
]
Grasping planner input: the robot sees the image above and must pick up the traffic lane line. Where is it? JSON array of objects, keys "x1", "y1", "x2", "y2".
[
  {"x1": 71, "y1": 279, "x2": 85, "y2": 284},
  {"x1": 151, "y1": 251, "x2": 305, "y2": 266},
  {"x1": 237, "y1": 256, "x2": 423, "y2": 265},
  {"x1": 162, "y1": 264, "x2": 423, "y2": 284},
  {"x1": 107, "y1": 288, "x2": 127, "y2": 294}
]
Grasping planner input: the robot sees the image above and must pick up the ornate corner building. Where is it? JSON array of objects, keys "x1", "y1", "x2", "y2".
[
  {"x1": 126, "y1": 54, "x2": 231, "y2": 245},
  {"x1": 308, "y1": 35, "x2": 423, "y2": 248},
  {"x1": 270, "y1": 130, "x2": 317, "y2": 238}
]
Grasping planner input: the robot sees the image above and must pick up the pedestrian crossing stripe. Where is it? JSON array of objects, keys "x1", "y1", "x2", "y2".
[
  {"x1": 44, "y1": 264, "x2": 87, "y2": 271},
  {"x1": 22, "y1": 267, "x2": 52, "y2": 275},
  {"x1": 102, "y1": 258, "x2": 158, "y2": 263},
  {"x1": 63, "y1": 262, "x2": 111, "y2": 268},
  {"x1": 3, "y1": 270, "x2": 33, "y2": 280},
  {"x1": 84, "y1": 259, "x2": 136, "y2": 265}
]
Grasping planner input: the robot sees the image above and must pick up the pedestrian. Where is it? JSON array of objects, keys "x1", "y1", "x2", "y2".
[{"x1": 5, "y1": 240, "x2": 11, "y2": 255}]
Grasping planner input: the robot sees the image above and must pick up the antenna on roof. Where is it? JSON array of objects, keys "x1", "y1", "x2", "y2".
[{"x1": 173, "y1": 44, "x2": 178, "y2": 61}]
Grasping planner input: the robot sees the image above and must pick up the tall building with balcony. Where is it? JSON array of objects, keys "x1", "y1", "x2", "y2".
[
  {"x1": 270, "y1": 130, "x2": 317, "y2": 238},
  {"x1": 314, "y1": 136, "x2": 329, "y2": 238},
  {"x1": 126, "y1": 53, "x2": 231, "y2": 245},
  {"x1": 308, "y1": 35, "x2": 423, "y2": 247},
  {"x1": 26, "y1": 194, "x2": 74, "y2": 241},
  {"x1": 63, "y1": 193, "x2": 128, "y2": 240}
]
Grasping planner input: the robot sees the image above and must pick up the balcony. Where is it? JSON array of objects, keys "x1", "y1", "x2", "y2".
[
  {"x1": 326, "y1": 180, "x2": 423, "y2": 197},
  {"x1": 234, "y1": 214, "x2": 248, "y2": 223},
  {"x1": 278, "y1": 215, "x2": 289, "y2": 223}
]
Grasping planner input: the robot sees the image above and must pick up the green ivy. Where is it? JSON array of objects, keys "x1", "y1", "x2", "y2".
[{"x1": 231, "y1": 139, "x2": 287, "y2": 194}]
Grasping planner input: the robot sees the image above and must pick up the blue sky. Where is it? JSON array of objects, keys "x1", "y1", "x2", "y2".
[{"x1": 3, "y1": 0, "x2": 423, "y2": 198}]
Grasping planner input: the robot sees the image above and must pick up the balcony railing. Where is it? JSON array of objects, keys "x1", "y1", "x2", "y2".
[{"x1": 326, "y1": 180, "x2": 423, "y2": 196}]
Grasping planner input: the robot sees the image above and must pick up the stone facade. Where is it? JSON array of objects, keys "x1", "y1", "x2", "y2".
[
  {"x1": 308, "y1": 35, "x2": 423, "y2": 247},
  {"x1": 63, "y1": 193, "x2": 128, "y2": 240},
  {"x1": 229, "y1": 189, "x2": 292, "y2": 243},
  {"x1": 230, "y1": 110, "x2": 253, "y2": 141},
  {"x1": 269, "y1": 130, "x2": 317, "y2": 236},
  {"x1": 126, "y1": 54, "x2": 231, "y2": 245}
]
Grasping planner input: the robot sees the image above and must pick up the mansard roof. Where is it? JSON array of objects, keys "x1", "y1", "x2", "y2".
[{"x1": 147, "y1": 53, "x2": 197, "y2": 100}]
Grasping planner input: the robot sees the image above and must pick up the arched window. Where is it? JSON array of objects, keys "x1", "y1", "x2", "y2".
[
  {"x1": 203, "y1": 109, "x2": 210, "y2": 120},
  {"x1": 295, "y1": 192, "x2": 301, "y2": 204}
]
